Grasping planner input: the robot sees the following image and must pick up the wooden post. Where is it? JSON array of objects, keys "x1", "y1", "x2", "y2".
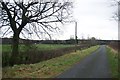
[{"x1": 75, "y1": 21, "x2": 77, "y2": 52}]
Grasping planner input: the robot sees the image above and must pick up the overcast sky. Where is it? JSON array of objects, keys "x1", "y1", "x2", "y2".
[
  {"x1": 1, "y1": 0, "x2": 118, "y2": 40},
  {"x1": 55, "y1": 0, "x2": 118, "y2": 40}
]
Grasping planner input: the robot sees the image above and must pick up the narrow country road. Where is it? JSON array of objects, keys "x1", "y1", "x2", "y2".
[{"x1": 56, "y1": 45, "x2": 111, "y2": 78}]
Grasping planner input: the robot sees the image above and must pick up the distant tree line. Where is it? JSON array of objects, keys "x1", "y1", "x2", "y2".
[{"x1": 1, "y1": 38, "x2": 113, "y2": 45}]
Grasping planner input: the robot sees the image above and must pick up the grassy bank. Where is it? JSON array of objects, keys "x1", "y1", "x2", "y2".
[
  {"x1": 2, "y1": 44, "x2": 86, "y2": 67},
  {"x1": 0, "y1": 45, "x2": 1, "y2": 79},
  {"x1": 106, "y1": 46, "x2": 118, "y2": 78},
  {"x1": 3, "y1": 45, "x2": 99, "y2": 78}
]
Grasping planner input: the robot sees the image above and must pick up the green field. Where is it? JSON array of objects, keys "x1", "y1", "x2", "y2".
[
  {"x1": 106, "y1": 46, "x2": 118, "y2": 78},
  {"x1": 2, "y1": 44, "x2": 77, "y2": 67},
  {"x1": 35, "y1": 44, "x2": 74, "y2": 51},
  {"x1": 1, "y1": 44, "x2": 74, "y2": 53},
  {"x1": 2, "y1": 45, "x2": 99, "y2": 78}
]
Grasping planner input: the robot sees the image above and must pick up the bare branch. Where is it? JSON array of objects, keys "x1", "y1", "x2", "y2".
[
  {"x1": 26, "y1": 2, "x2": 38, "y2": 9},
  {"x1": 38, "y1": 23, "x2": 52, "y2": 39},
  {"x1": 31, "y1": 23, "x2": 41, "y2": 39},
  {"x1": 1, "y1": 0, "x2": 72, "y2": 39},
  {"x1": 20, "y1": 31, "x2": 27, "y2": 39},
  {"x1": 2, "y1": 27, "x2": 11, "y2": 37}
]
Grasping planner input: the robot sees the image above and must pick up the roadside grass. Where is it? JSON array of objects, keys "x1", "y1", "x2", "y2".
[
  {"x1": 106, "y1": 46, "x2": 118, "y2": 78},
  {"x1": 3, "y1": 45, "x2": 99, "y2": 78},
  {"x1": 0, "y1": 45, "x2": 2, "y2": 79},
  {"x1": 0, "y1": 45, "x2": 2, "y2": 52}
]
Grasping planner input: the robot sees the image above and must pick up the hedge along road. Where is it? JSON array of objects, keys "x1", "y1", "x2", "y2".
[{"x1": 56, "y1": 45, "x2": 111, "y2": 78}]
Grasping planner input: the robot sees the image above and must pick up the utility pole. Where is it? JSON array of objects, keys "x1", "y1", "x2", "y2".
[{"x1": 75, "y1": 21, "x2": 77, "y2": 52}]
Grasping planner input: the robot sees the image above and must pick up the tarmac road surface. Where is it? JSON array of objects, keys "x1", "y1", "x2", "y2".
[{"x1": 56, "y1": 45, "x2": 111, "y2": 78}]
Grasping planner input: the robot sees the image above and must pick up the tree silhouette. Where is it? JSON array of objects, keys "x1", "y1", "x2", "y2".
[
  {"x1": 118, "y1": 1, "x2": 120, "y2": 21},
  {"x1": 0, "y1": 0, "x2": 72, "y2": 65},
  {"x1": 112, "y1": 0, "x2": 120, "y2": 21}
]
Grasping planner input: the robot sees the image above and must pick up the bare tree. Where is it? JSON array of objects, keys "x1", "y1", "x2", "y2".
[
  {"x1": 111, "y1": 0, "x2": 120, "y2": 21},
  {"x1": 0, "y1": 0, "x2": 72, "y2": 65},
  {"x1": 118, "y1": 1, "x2": 120, "y2": 21}
]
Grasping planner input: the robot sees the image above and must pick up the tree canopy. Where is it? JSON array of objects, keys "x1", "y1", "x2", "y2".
[
  {"x1": 0, "y1": 0, "x2": 73, "y2": 66},
  {"x1": 0, "y1": 0, "x2": 73, "y2": 39}
]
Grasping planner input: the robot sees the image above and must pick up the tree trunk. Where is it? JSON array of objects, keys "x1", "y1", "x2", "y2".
[{"x1": 9, "y1": 33, "x2": 19, "y2": 66}]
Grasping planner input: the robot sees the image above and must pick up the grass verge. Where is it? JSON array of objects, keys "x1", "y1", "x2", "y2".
[
  {"x1": 106, "y1": 46, "x2": 118, "y2": 78},
  {"x1": 2, "y1": 45, "x2": 99, "y2": 78},
  {"x1": 0, "y1": 45, "x2": 1, "y2": 80}
]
